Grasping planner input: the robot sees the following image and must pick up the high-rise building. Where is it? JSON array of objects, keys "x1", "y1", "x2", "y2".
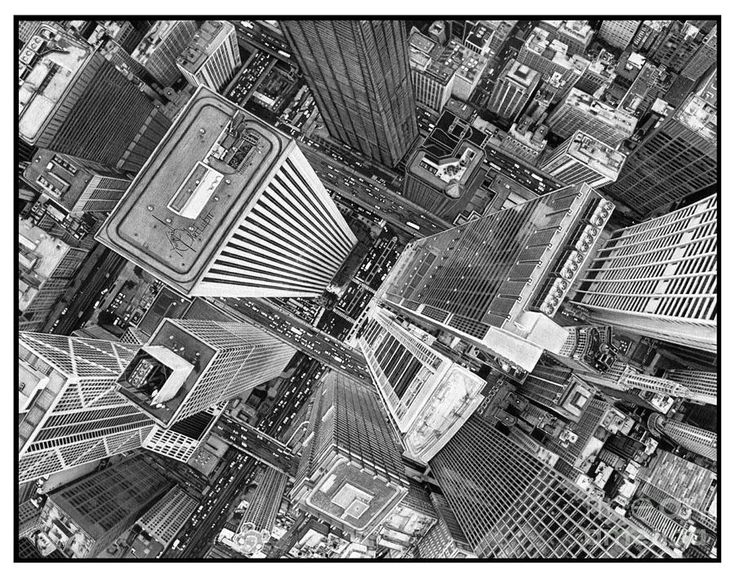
[
  {"x1": 603, "y1": 94, "x2": 716, "y2": 217},
  {"x1": 487, "y1": 60, "x2": 540, "y2": 122},
  {"x1": 356, "y1": 306, "x2": 486, "y2": 462},
  {"x1": 429, "y1": 414, "x2": 671, "y2": 558},
  {"x1": 417, "y1": 493, "x2": 476, "y2": 558},
  {"x1": 598, "y1": 20, "x2": 641, "y2": 50},
  {"x1": 408, "y1": 30, "x2": 455, "y2": 113},
  {"x1": 516, "y1": 27, "x2": 589, "y2": 89},
  {"x1": 682, "y1": 25, "x2": 717, "y2": 81},
  {"x1": 18, "y1": 25, "x2": 172, "y2": 173},
  {"x1": 23, "y1": 150, "x2": 132, "y2": 215},
  {"x1": 117, "y1": 318, "x2": 295, "y2": 435},
  {"x1": 575, "y1": 50, "x2": 617, "y2": 96},
  {"x1": 374, "y1": 479, "x2": 437, "y2": 557},
  {"x1": 402, "y1": 110, "x2": 487, "y2": 222},
  {"x1": 131, "y1": 20, "x2": 200, "y2": 86},
  {"x1": 379, "y1": 184, "x2": 614, "y2": 372},
  {"x1": 556, "y1": 20, "x2": 594, "y2": 56},
  {"x1": 18, "y1": 332, "x2": 156, "y2": 483},
  {"x1": 650, "y1": 21, "x2": 702, "y2": 74},
  {"x1": 37, "y1": 454, "x2": 171, "y2": 557},
  {"x1": 648, "y1": 414, "x2": 717, "y2": 462},
  {"x1": 176, "y1": 20, "x2": 241, "y2": 91},
  {"x1": 571, "y1": 194, "x2": 717, "y2": 352},
  {"x1": 629, "y1": 498, "x2": 693, "y2": 551},
  {"x1": 540, "y1": 131, "x2": 625, "y2": 188},
  {"x1": 239, "y1": 466, "x2": 288, "y2": 535},
  {"x1": 291, "y1": 372, "x2": 408, "y2": 539},
  {"x1": 97, "y1": 87, "x2": 357, "y2": 298},
  {"x1": 280, "y1": 20, "x2": 418, "y2": 167},
  {"x1": 135, "y1": 486, "x2": 198, "y2": 550},
  {"x1": 517, "y1": 362, "x2": 596, "y2": 423},
  {"x1": 18, "y1": 219, "x2": 90, "y2": 331},
  {"x1": 547, "y1": 89, "x2": 637, "y2": 147},
  {"x1": 500, "y1": 119, "x2": 549, "y2": 165}
]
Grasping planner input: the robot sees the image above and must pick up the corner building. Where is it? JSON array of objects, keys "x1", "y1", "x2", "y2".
[
  {"x1": 429, "y1": 414, "x2": 672, "y2": 558},
  {"x1": 281, "y1": 20, "x2": 418, "y2": 167},
  {"x1": 97, "y1": 87, "x2": 357, "y2": 298}
]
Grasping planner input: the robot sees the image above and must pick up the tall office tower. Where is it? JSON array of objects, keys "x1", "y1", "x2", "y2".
[
  {"x1": 131, "y1": 20, "x2": 200, "y2": 86},
  {"x1": 598, "y1": 20, "x2": 641, "y2": 50},
  {"x1": 18, "y1": 25, "x2": 172, "y2": 173},
  {"x1": 37, "y1": 455, "x2": 171, "y2": 558},
  {"x1": 97, "y1": 20, "x2": 155, "y2": 53},
  {"x1": 682, "y1": 26, "x2": 717, "y2": 80},
  {"x1": 380, "y1": 184, "x2": 614, "y2": 373},
  {"x1": 629, "y1": 499, "x2": 693, "y2": 552},
  {"x1": 648, "y1": 414, "x2": 717, "y2": 462},
  {"x1": 408, "y1": 30, "x2": 489, "y2": 114},
  {"x1": 547, "y1": 89, "x2": 637, "y2": 147},
  {"x1": 280, "y1": 20, "x2": 418, "y2": 167},
  {"x1": 97, "y1": 87, "x2": 357, "y2": 298},
  {"x1": 402, "y1": 111, "x2": 487, "y2": 222},
  {"x1": 356, "y1": 306, "x2": 486, "y2": 462},
  {"x1": 291, "y1": 372, "x2": 408, "y2": 539},
  {"x1": 517, "y1": 362, "x2": 596, "y2": 423},
  {"x1": 540, "y1": 131, "x2": 625, "y2": 188},
  {"x1": 571, "y1": 194, "x2": 717, "y2": 352},
  {"x1": 239, "y1": 467, "x2": 288, "y2": 535},
  {"x1": 117, "y1": 318, "x2": 295, "y2": 438},
  {"x1": 135, "y1": 486, "x2": 198, "y2": 551},
  {"x1": 23, "y1": 149, "x2": 132, "y2": 215},
  {"x1": 417, "y1": 493, "x2": 476, "y2": 558},
  {"x1": 487, "y1": 60, "x2": 540, "y2": 122},
  {"x1": 638, "y1": 450, "x2": 717, "y2": 535},
  {"x1": 607, "y1": 95, "x2": 716, "y2": 216},
  {"x1": 176, "y1": 20, "x2": 241, "y2": 91},
  {"x1": 663, "y1": 369, "x2": 718, "y2": 405},
  {"x1": 429, "y1": 413, "x2": 670, "y2": 558},
  {"x1": 18, "y1": 332, "x2": 156, "y2": 484},
  {"x1": 18, "y1": 219, "x2": 89, "y2": 331},
  {"x1": 556, "y1": 20, "x2": 594, "y2": 56}
]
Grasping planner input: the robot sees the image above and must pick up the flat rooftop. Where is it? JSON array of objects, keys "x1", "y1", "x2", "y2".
[
  {"x1": 177, "y1": 20, "x2": 234, "y2": 74},
  {"x1": 674, "y1": 94, "x2": 717, "y2": 143},
  {"x1": 563, "y1": 88, "x2": 638, "y2": 132},
  {"x1": 506, "y1": 61, "x2": 539, "y2": 88},
  {"x1": 18, "y1": 25, "x2": 93, "y2": 144},
  {"x1": 131, "y1": 20, "x2": 191, "y2": 66},
  {"x1": 566, "y1": 131, "x2": 626, "y2": 179},
  {"x1": 96, "y1": 86, "x2": 293, "y2": 295}
]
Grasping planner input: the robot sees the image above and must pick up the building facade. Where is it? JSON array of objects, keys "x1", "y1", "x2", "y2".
[
  {"x1": 97, "y1": 87, "x2": 357, "y2": 298},
  {"x1": 571, "y1": 194, "x2": 717, "y2": 352},
  {"x1": 281, "y1": 20, "x2": 418, "y2": 167},
  {"x1": 598, "y1": 20, "x2": 641, "y2": 50},
  {"x1": 487, "y1": 60, "x2": 540, "y2": 122},
  {"x1": 177, "y1": 20, "x2": 241, "y2": 91},
  {"x1": 540, "y1": 131, "x2": 625, "y2": 188},
  {"x1": 131, "y1": 20, "x2": 200, "y2": 86}
]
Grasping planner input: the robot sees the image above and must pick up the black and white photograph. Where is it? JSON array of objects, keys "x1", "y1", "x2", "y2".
[{"x1": 11, "y1": 7, "x2": 724, "y2": 563}]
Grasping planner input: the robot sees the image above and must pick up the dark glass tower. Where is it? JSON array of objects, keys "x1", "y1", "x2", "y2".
[
  {"x1": 280, "y1": 20, "x2": 418, "y2": 167},
  {"x1": 429, "y1": 414, "x2": 672, "y2": 558}
]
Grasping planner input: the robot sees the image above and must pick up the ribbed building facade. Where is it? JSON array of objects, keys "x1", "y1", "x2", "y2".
[
  {"x1": 177, "y1": 20, "x2": 241, "y2": 91},
  {"x1": 136, "y1": 486, "x2": 198, "y2": 547},
  {"x1": 281, "y1": 20, "x2": 418, "y2": 167},
  {"x1": 603, "y1": 94, "x2": 717, "y2": 217},
  {"x1": 291, "y1": 372, "x2": 408, "y2": 539},
  {"x1": 97, "y1": 88, "x2": 357, "y2": 299},
  {"x1": 539, "y1": 131, "x2": 625, "y2": 188},
  {"x1": 572, "y1": 194, "x2": 717, "y2": 352},
  {"x1": 18, "y1": 333, "x2": 155, "y2": 484},
  {"x1": 487, "y1": 60, "x2": 539, "y2": 122},
  {"x1": 19, "y1": 25, "x2": 171, "y2": 173},
  {"x1": 598, "y1": 20, "x2": 640, "y2": 49},
  {"x1": 132, "y1": 20, "x2": 200, "y2": 86},
  {"x1": 648, "y1": 414, "x2": 717, "y2": 461},
  {"x1": 429, "y1": 414, "x2": 671, "y2": 558},
  {"x1": 239, "y1": 467, "x2": 289, "y2": 533},
  {"x1": 380, "y1": 184, "x2": 614, "y2": 372}
]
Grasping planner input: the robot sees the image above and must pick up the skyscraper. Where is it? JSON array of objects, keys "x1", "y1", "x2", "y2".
[
  {"x1": 117, "y1": 318, "x2": 295, "y2": 433},
  {"x1": 379, "y1": 184, "x2": 614, "y2": 372},
  {"x1": 648, "y1": 414, "x2": 717, "y2": 461},
  {"x1": 238, "y1": 466, "x2": 288, "y2": 535},
  {"x1": 97, "y1": 87, "x2": 357, "y2": 298},
  {"x1": 598, "y1": 20, "x2": 641, "y2": 49},
  {"x1": 571, "y1": 194, "x2": 717, "y2": 352},
  {"x1": 487, "y1": 60, "x2": 540, "y2": 122},
  {"x1": 281, "y1": 20, "x2": 418, "y2": 167},
  {"x1": 291, "y1": 372, "x2": 408, "y2": 539},
  {"x1": 682, "y1": 25, "x2": 717, "y2": 81},
  {"x1": 18, "y1": 24, "x2": 172, "y2": 173},
  {"x1": 546, "y1": 88, "x2": 637, "y2": 147},
  {"x1": 356, "y1": 305, "x2": 486, "y2": 462},
  {"x1": 429, "y1": 414, "x2": 671, "y2": 558},
  {"x1": 37, "y1": 454, "x2": 172, "y2": 558},
  {"x1": 176, "y1": 20, "x2": 241, "y2": 91},
  {"x1": 23, "y1": 149, "x2": 132, "y2": 214},
  {"x1": 603, "y1": 94, "x2": 716, "y2": 217},
  {"x1": 18, "y1": 332, "x2": 155, "y2": 484},
  {"x1": 131, "y1": 20, "x2": 200, "y2": 86},
  {"x1": 402, "y1": 110, "x2": 487, "y2": 222},
  {"x1": 539, "y1": 131, "x2": 625, "y2": 188},
  {"x1": 19, "y1": 219, "x2": 90, "y2": 331}
]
